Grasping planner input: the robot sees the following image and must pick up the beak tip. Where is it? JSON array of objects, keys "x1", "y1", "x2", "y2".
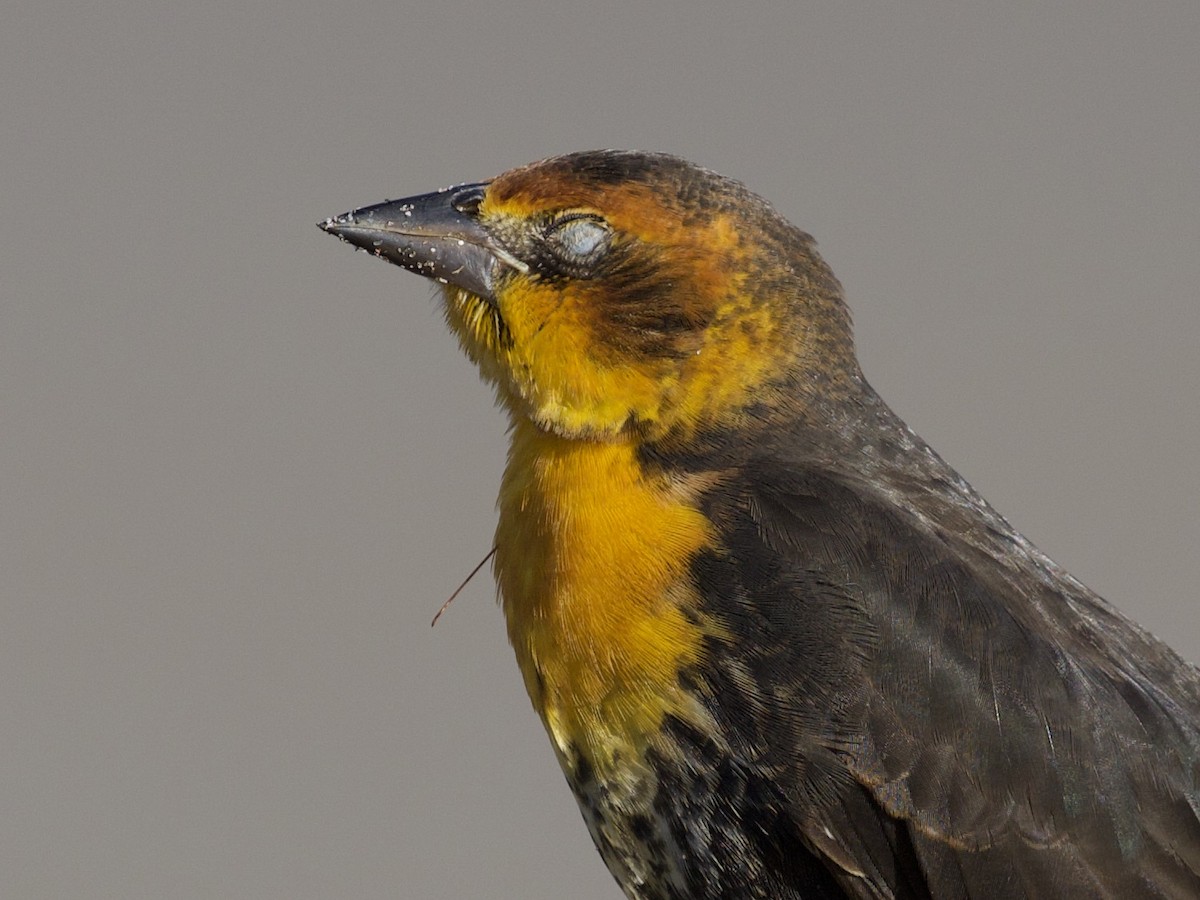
[{"x1": 318, "y1": 215, "x2": 348, "y2": 235}]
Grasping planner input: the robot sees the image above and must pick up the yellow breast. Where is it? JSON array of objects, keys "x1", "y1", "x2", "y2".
[{"x1": 494, "y1": 419, "x2": 716, "y2": 779}]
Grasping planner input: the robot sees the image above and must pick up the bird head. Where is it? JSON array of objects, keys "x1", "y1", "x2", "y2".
[{"x1": 320, "y1": 150, "x2": 855, "y2": 443}]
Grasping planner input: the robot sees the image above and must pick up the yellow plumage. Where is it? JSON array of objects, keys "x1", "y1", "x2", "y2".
[{"x1": 495, "y1": 418, "x2": 713, "y2": 779}]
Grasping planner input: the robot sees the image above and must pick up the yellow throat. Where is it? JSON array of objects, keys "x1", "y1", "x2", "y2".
[{"x1": 494, "y1": 417, "x2": 717, "y2": 779}]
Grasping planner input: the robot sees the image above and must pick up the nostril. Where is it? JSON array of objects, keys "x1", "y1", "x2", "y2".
[{"x1": 451, "y1": 185, "x2": 486, "y2": 217}]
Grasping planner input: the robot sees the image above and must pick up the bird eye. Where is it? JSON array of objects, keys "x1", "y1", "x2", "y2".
[{"x1": 545, "y1": 216, "x2": 611, "y2": 267}]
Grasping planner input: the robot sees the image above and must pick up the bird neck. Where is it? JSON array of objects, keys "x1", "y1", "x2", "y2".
[{"x1": 494, "y1": 417, "x2": 716, "y2": 778}]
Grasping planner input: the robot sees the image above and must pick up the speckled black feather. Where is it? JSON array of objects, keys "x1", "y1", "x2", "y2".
[{"x1": 636, "y1": 381, "x2": 1200, "y2": 898}]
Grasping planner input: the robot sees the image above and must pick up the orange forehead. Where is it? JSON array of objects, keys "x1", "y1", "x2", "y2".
[{"x1": 482, "y1": 164, "x2": 688, "y2": 238}]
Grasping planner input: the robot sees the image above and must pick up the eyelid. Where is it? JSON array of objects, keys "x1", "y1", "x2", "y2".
[
  {"x1": 547, "y1": 215, "x2": 611, "y2": 253},
  {"x1": 553, "y1": 212, "x2": 604, "y2": 226}
]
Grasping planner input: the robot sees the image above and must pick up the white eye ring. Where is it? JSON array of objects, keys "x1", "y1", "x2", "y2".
[{"x1": 547, "y1": 216, "x2": 610, "y2": 263}]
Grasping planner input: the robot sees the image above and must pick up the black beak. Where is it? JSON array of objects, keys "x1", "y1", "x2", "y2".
[{"x1": 319, "y1": 182, "x2": 518, "y2": 301}]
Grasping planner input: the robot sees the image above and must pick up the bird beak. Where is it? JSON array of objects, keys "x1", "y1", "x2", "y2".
[{"x1": 319, "y1": 182, "x2": 520, "y2": 302}]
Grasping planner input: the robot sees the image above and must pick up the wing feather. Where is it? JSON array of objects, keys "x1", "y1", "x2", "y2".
[{"x1": 689, "y1": 452, "x2": 1200, "y2": 897}]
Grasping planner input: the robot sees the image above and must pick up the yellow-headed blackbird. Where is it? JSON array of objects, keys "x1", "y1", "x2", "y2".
[{"x1": 320, "y1": 151, "x2": 1200, "y2": 898}]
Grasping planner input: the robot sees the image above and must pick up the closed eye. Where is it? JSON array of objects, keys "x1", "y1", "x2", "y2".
[{"x1": 545, "y1": 215, "x2": 612, "y2": 268}]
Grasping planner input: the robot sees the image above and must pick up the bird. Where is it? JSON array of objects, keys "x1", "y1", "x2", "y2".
[{"x1": 319, "y1": 150, "x2": 1200, "y2": 899}]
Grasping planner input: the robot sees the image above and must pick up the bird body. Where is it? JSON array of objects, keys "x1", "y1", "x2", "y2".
[{"x1": 320, "y1": 151, "x2": 1200, "y2": 898}]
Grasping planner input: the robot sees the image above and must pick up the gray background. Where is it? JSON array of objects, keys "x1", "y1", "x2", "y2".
[{"x1": 3, "y1": 3, "x2": 1198, "y2": 898}]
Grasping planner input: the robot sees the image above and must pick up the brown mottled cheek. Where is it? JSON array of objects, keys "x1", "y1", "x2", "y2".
[{"x1": 579, "y1": 261, "x2": 713, "y2": 361}]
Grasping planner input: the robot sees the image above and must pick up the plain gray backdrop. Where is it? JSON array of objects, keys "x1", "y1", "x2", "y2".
[{"x1": 3, "y1": 3, "x2": 1198, "y2": 898}]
